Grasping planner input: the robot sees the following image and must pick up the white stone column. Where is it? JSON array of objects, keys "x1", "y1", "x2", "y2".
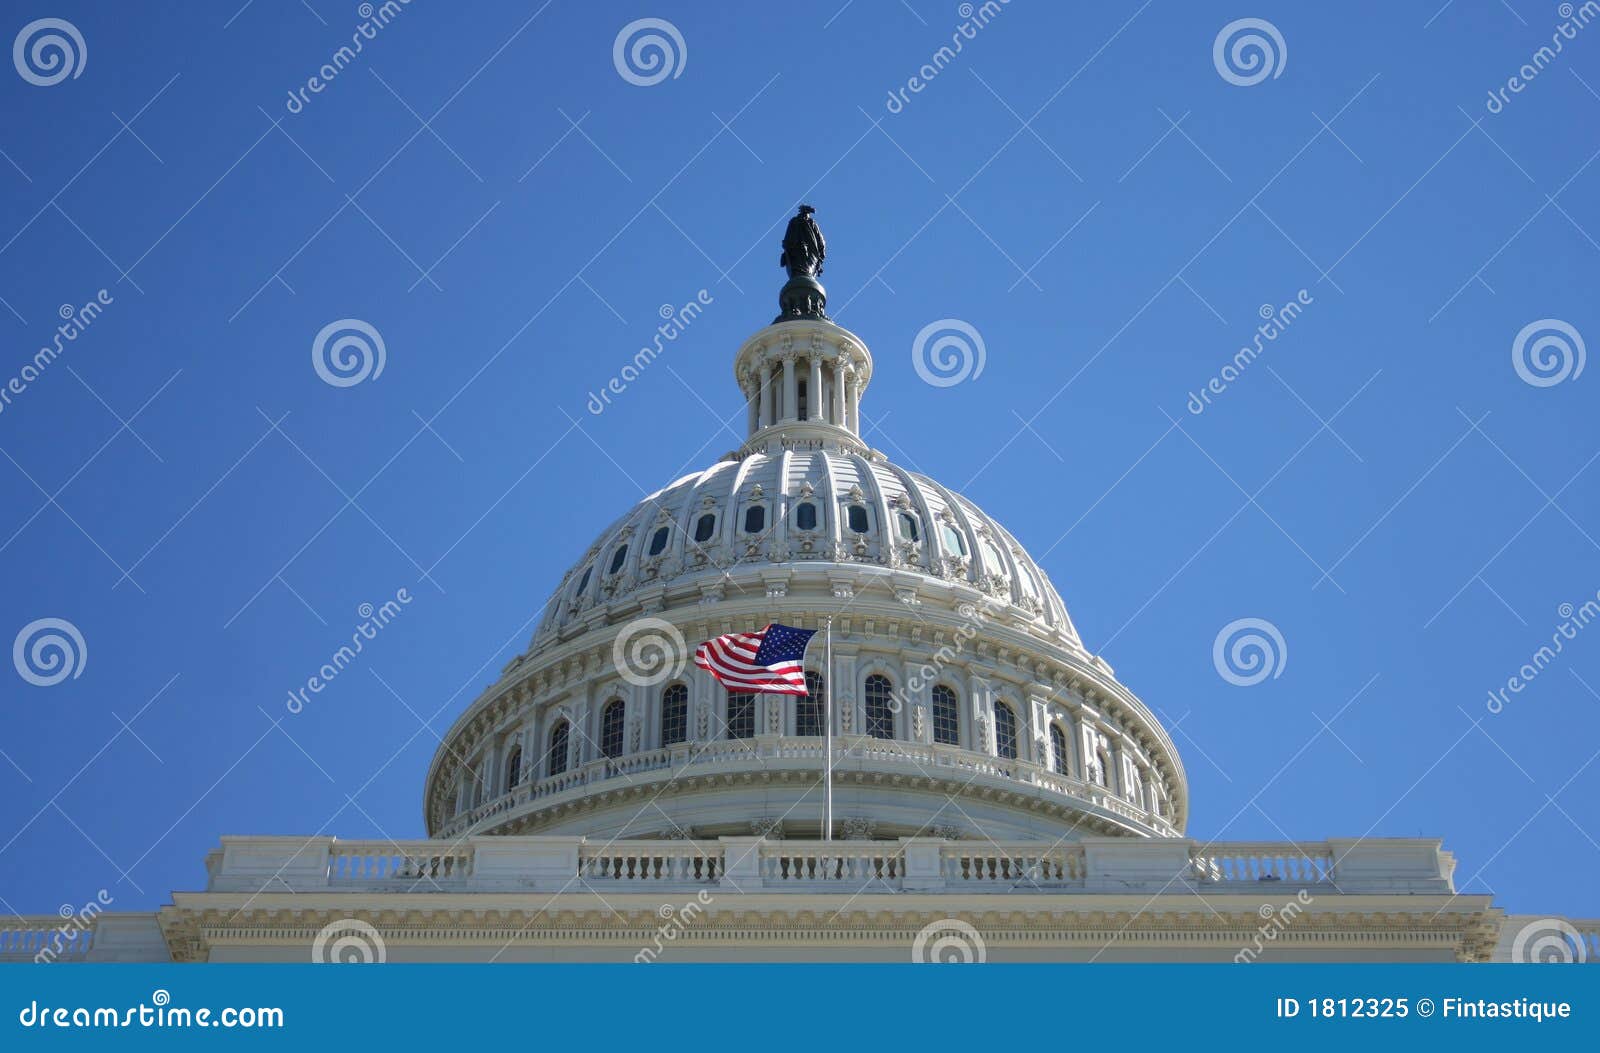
[
  {"x1": 847, "y1": 375, "x2": 861, "y2": 432},
  {"x1": 832, "y1": 363, "x2": 847, "y2": 427},
  {"x1": 745, "y1": 381, "x2": 758, "y2": 434},
  {"x1": 759, "y1": 362, "x2": 774, "y2": 428},
  {"x1": 807, "y1": 354, "x2": 823, "y2": 422},
  {"x1": 782, "y1": 355, "x2": 798, "y2": 422},
  {"x1": 968, "y1": 675, "x2": 992, "y2": 755}
]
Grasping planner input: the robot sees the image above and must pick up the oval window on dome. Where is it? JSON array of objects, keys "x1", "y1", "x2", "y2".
[
  {"x1": 941, "y1": 523, "x2": 966, "y2": 556},
  {"x1": 897, "y1": 513, "x2": 919, "y2": 542},
  {"x1": 743, "y1": 505, "x2": 766, "y2": 534},
  {"x1": 794, "y1": 502, "x2": 817, "y2": 531},
  {"x1": 847, "y1": 505, "x2": 869, "y2": 533},
  {"x1": 607, "y1": 544, "x2": 628, "y2": 575},
  {"x1": 694, "y1": 513, "x2": 716, "y2": 543},
  {"x1": 647, "y1": 526, "x2": 670, "y2": 556},
  {"x1": 980, "y1": 539, "x2": 1005, "y2": 575},
  {"x1": 574, "y1": 566, "x2": 593, "y2": 596}
]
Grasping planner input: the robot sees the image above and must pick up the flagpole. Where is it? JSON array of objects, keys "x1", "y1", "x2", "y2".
[{"x1": 823, "y1": 615, "x2": 833, "y2": 843}]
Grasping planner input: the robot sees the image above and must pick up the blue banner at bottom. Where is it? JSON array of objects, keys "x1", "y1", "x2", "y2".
[{"x1": 1, "y1": 965, "x2": 1594, "y2": 1047}]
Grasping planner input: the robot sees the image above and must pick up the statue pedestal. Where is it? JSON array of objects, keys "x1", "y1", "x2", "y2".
[{"x1": 775, "y1": 274, "x2": 828, "y2": 322}]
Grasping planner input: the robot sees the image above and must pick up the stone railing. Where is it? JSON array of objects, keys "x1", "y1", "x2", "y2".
[
  {"x1": 0, "y1": 919, "x2": 93, "y2": 962},
  {"x1": 200, "y1": 835, "x2": 1460, "y2": 896},
  {"x1": 437, "y1": 737, "x2": 1181, "y2": 840}
]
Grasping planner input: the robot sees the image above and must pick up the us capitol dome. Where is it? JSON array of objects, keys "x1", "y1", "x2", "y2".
[
  {"x1": 16, "y1": 206, "x2": 1590, "y2": 965},
  {"x1": 421, "y1": 207, "x2": 1187, "y2": 847}
]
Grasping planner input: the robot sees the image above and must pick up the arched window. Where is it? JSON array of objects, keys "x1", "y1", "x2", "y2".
[
  {"x1": 546, "y1": 721, "x2": 570, "y2": 777},
  {"x1": 931, "y1": 684, "x2": 960, "y2": 746},
  {"x1": 743, "y1": 505, "x2": 766, "y2": 533},
  {"x1": 846, "y1": 505, "x2": 869, "y2": 533},
  {"x1": 980, "y1": 539, "x2": 1006, "y2": 576},
  {"x1": 607, "y1": 544, "x2": 628, "y2": 575},
  {"x1": 600, "y1": 699, "x2": 626, "y2": 758},
  {"x1": 574, "y1": 566, "x2": 592, "y2": 597},
  {"x1": 726, "y1": 692, "x2": 755, "y2": 739},
  {"x1": 993, "y1": 702, "x2": 1018, "y2": 760},
  {"x1": 897, "y1": 512, "x2": 919, "y2": 542},
  {"x1": 941, "y1": 522, "x2": 966, "y2": 556},
  {"x1": 794, "y1": 502, "x2": 817, "y2": 531},
  {"x1": 864, "y1": 674, "x2": 894, "y2": 739},
  {"x1": 1049, "y1": 723, "x2": 1070, "y2": 775},
  {"x1": 648, "y1": 526, "x2": 670, "y2": 555},
  {"x1": 693, "y1": 513, "x2": 716, "y2": 543},
  {"x1": 504, "y1": 745, "x2": 522, "y2": 792},
  {"x1": 660, "y1": 683, "x2": 688, "y2": 745},
  {"x1": 1094, "y1": 746, "x2": 1112, "y2": 787},
  {"x1": 797, "y1": 672, "x2": 826, "y2": 736}
]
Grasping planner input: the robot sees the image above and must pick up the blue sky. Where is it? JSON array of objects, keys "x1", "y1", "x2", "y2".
[{"x1": 1, "y1": 0, "x2": 1598, "y2": 921}]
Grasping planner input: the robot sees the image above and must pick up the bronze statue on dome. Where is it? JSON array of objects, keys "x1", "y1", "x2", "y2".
[{"x1": 776, "y1": 204, "x2": 829, "y2": 321}]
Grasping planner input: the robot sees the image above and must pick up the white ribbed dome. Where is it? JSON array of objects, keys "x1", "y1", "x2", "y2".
[{"x1": 533, "y1": 448, "x2": 1080, "y2": 651}]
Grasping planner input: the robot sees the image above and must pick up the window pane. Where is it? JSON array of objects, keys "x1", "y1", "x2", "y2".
[
  {"x1": 600, "y1": 700, "x2": 626, "y2": 758},
  {"x1": 660, "y1": 683, "x2": 688, "y2": 745},
  {"x1": 726, "y1": 693, "x2": 755, "y2": 739},
  {"x1": 932, "y1": 685, "x2": 960, "y2": 746},
  {"x1": 744, "y1": 505, "x2": 765, "y2": 534},
  {"x1": 797, "y1": 672, "x2": 825, "y2": 736},
  {"x1": 864, "y1": 674, "x2": 894, "y2": 739},
  {"x1": 942, "y1": 523, "x2": 966, "y2": 555},
  {"x1": 898, "y1": 513, "x2": 919, "y2": 541},
  {"x1": 993, "y1": 703, "x2": 1017, "y2": 760},
  {"x1": 795, "y1": 502, "x2": 817, "y2": 531},
  {"x1": 648, "y1": 526, "x2": 669, "y2": 555},
  {"x1": 847, "y1": 505, "x2": 869, "y2": 533},
  {"x1": 547, "y1": 722, "x2": 570, "y2": 777},
  {"x1": 504, "y1": 747, "x2": 522, "y2": 792},
  {"x1": 694, "y1": 514, "x2": 716, "y2": 543},
  {"x1": 1050, "y1": 724, "x2": 1069, "y2": 774},
  {"x1": 575, "y1": 567, "x2": 592, "y2": 596},
  {"x1": 608, "y1": 545, "x2": 628, "y2": 574}
]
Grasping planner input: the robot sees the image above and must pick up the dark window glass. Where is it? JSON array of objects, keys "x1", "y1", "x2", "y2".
[
  {"x1": 898, "y1": 513, "x2": 919, "y2": 542},
  {"x1": 1050, "y1": 724, "x2": 1070, "y2": 775},
  {"x1": 547, "y1": 722, "x2": 570, "y2": 777},
  {"x1": 694, "y1": 514, "x2": 716, "y2": 543},
  {"x1": 726, "y1": 693, "x2": 756, "y2": 739},
  {"x1": 798, "y1": 378, "x2": 809, "y2": 420},
  {"x1": 744, "y1": 505, "x2": 765, "y2": 533},
  {"x1": 1095, "y1": 748, "x2": 1111, "y2": 787},
  {"x1": 504, "y1": 747, "x2": 522, "y2": 792},
  {"x1": 798, "y1": 672, "x2": 826, "y2": 736},
  {"x1": 600, "y1": 699, "x2": 626, "y2": 758},
  {"x1": 994, "y1": 703, "x2": 1018, "y2": 760},
  {"x1": 795, "y1": 502, "x2": 817, "y2": 531},
  {"x1": 932, "y1": 685, "x2": 960, "y2": 746},
  {"x1": 648, "y1": 526, "x2": 670, "y2": 555},
  {"x1": 575, "y1": 567, "x2": 592, "y2": 596},
  {"x1": 847, "y1": 505, "x2": 869, "y2": 533},
  {"x1": 660, "y1": 683, "x2": 688, "y2": 745},
  {"x1": 864, "y1": 674, "x2": 894, "y2": 739},
  {"x1": 608, "y1": 545, "x2": 628, "y2": 574}
]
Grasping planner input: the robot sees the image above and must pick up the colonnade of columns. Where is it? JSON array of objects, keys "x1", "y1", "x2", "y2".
[{"x1": 747, "y1": 351, "x2": 861, "y2": 434}]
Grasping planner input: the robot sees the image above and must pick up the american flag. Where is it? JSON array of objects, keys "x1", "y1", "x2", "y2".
[{"x1": 693, "y1": 623, "x2": 818, "y2": 695}]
